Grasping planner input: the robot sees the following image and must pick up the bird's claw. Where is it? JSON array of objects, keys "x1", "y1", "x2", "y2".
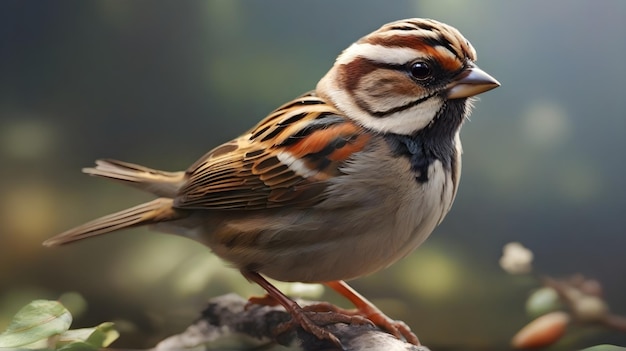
[
  {"x1": 246, "y1": 293, "x2": 419, "y2": 346},
  {"x1": 299, "y1": 301, "x2": 420, "y2": 345},
  {"x1": 272, "y1": 302, "x2": 378, "y2": 349}
]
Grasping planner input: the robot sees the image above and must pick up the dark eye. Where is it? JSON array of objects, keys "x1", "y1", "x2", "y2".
[{"x1": 409, "y1": 61, "x2": 432, "y2": 80}]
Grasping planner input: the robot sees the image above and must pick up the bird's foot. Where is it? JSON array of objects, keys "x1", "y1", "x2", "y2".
[
  {"x1": 246, "y1": 294, "x2": 372, "y2": 348},
  {"x1": 275, "y1": 303, "x2": 374, "y2": 347},
  {"x1": 299, "y1": 301, "x2": 418, "y2": 344},
  {"x1": 325, "y1": 281, "x2": 420, "y2": 345}
]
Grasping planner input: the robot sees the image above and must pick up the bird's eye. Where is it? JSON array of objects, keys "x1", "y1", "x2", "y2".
[{"x1": 409, "y1": 61, "x2": 432, "y2": 80}]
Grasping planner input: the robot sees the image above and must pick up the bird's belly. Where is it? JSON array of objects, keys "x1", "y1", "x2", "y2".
[
  {"x1": 179, "y1": 158, "x2": 455, "y2": 283},
  {"x1": 198, "y1": 207, "x2": 440, "y2": 283},
  {"x1": 262, "y1": 219, "x2": 441, "y2": 282}
]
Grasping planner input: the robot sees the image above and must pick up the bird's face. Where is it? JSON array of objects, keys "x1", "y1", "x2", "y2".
[{"x1": 316, "y1": 18, "x2": 499, "y2": 136}]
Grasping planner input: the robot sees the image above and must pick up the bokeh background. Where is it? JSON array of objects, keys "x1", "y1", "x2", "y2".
[{"x1": 1, "y1": 1, "x2": 625, "y2": 350}]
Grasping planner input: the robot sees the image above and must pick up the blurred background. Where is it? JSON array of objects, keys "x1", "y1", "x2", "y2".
[{"x1": 1, "y1": 1, "x2": 625, "y2": 350}]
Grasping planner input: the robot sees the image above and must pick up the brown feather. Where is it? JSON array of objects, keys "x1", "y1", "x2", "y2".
[
  {"x1": 43, "y1": 198, "x2": 184, "y2": 246},
  {"x1": 174, "y1": 93, "x2": 370, "y2": 211},
  {"x1": 84, "y1": 159, "x2": 185, "y2": 197}
]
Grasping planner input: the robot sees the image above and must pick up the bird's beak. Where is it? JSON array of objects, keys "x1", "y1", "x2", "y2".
[{"x1": 446, "y1": 65, "x2": 500, "y2": 99}]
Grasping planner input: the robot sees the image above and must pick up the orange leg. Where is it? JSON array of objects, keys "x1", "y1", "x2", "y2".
[{"x1": 325, "y1": 280, "x2": 420, "y2": 345}]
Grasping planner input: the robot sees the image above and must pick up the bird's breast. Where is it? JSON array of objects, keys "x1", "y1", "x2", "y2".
[{"x1": 195, "y1": 138, "x2": 459, "y2": 283}]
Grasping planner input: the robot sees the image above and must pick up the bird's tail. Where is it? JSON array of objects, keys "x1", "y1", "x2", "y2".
[
  {"x1": 83, "y1": 159, "x2": 186, "y2": 197},
  {"x1": 43, "y1": 198, "x2": 185, "y2": 247}
]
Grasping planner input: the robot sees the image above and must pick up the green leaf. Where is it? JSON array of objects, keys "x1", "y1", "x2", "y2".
[
  {"x1": 58, "y1": 322, "x2": 119, "y2": 348},
  {"x1": 85, "y1": 322, "x2": 118, "y2": 347},
  {"x1": 0, "y1": 299, "x2": 72, "y2": 348},
  {"x1": 580, "y1": 345, "x2": 626, "y2": 351},
  {"x1": 57, "y1": 340, "x2": 99, "y2": 351},
  {"x1": 57, "y1": 328, "x2": 96, "y2": 344}
]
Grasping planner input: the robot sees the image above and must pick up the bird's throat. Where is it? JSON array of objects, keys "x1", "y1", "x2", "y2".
[{"x1": 383, "y1": 99, "x2": 466, "y2": 183}]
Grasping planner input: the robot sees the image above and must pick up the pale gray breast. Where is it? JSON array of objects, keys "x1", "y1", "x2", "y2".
[
  {"x1": 308, "y1": 136, "x2": 458, "y2": 278},
  {"x1": 178, "y1": 136, "x2": 460, "y2": 283}
]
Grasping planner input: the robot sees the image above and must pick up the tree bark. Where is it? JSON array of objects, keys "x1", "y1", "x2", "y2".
[{"x1": 154, "y1": 293, "x2": 430, "y2": 351}]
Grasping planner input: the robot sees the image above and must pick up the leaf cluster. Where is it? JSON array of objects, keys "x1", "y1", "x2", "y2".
[{"x1": 0, "y1": 300, "x2": 118, "y2": 350}]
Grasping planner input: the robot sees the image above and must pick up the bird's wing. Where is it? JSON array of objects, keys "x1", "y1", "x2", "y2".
[{"x1": 175, "y1": 93, "x2": 371, "y2": 210}]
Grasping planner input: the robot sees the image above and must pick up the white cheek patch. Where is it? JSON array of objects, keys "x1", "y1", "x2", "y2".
[
  {"x1": 330, "y1": 85, "x2": 444, "y2": 135},
  {"x1": 359, "y1": 96, "x2": 444, "y2": 134}
]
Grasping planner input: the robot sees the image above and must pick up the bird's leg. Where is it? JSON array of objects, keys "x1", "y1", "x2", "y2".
[
  {"x1": 324, "y1": 280, "x2": 420, "y2": 345},
  {"x1": 241, "y1": 271, "x2": 370, "y2": 347}
]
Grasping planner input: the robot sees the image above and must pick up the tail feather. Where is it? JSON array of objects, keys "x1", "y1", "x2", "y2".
[
  {"x1": 83, "y1": 159, "x2": 186, "y2": 197},
  {"x1": 43, "y1": 198, "x2": 184, "y2": 247}
]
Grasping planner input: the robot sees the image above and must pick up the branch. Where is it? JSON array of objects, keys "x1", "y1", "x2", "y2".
[{"x1": 154, "y1": 293, "x2": 430, "y2": 351}]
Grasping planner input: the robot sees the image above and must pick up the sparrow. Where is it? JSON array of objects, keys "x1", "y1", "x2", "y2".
[{"x1": 44, "y1": 18, "x2": 499, "y2": 347}]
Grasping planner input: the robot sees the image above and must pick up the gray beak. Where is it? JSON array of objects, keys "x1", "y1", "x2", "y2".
[{"x1": 446, "y1": 65, "x2": 500, "y2": 99}]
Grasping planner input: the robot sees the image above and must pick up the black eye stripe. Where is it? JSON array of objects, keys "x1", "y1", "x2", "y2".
[
  {"x1": 365, "y1": 59, "x2": 440, "y2": 80},
  {"x1": 366, "y1": 60, "x2": 405, "y2": 71}
]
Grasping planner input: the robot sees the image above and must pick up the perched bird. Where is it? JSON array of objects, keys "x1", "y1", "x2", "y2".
[{"x1": 44, "y1": 18, "x2": 499, "y2": 347}]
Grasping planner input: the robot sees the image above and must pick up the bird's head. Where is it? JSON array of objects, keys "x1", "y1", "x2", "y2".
[{"x1": 316, "y1": 18, "x2": 500, "y2": 136}]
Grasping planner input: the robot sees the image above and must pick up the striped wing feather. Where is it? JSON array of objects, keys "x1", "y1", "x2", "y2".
[{"x1": 175, "y1": 93, "x2": 370, "y2": 210}]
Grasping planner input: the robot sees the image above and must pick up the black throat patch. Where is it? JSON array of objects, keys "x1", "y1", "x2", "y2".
[{"x1": 384, "y1": 99, "x2": 467, "y2": 183}]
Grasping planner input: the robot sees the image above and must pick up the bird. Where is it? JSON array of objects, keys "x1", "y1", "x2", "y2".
[{"x1": 44, "y1": 18, "x2": 499, "y2": 347}]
